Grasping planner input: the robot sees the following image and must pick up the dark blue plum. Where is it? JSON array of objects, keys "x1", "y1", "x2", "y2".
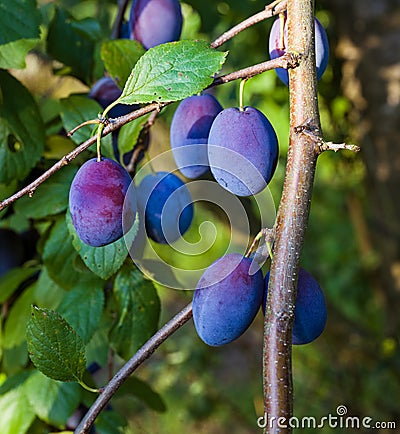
[
  {"x1": 264, "y1": 267, "x2": 327, "y2": 345},
  {"x1": 193, "y1": 253, "x2": 264, "y2": 346},
  {"x1": 208, "y1": 106, "x2": 278, "y2": 196},
  {"x1": 89, "y1": 76, "x2": 133, "y2": 118},
  {"x1": 0, "y1": 229, "x2": 25, "y2": 277},
  {"x1": 129, "y1": 0, "x2": 183, "y2": 50},
  {"x1": 137, "y1": 171, "x2": 193, "y2": 244},
  {"x1": 170, "y1": 94, "x2": 223, "y2": 179},
  {"x1": 268, "y1": 14, "x2": 329, "y2": 85},
  {"x1": 69, "y1": 158, "x2": 136, "y2": 247}
]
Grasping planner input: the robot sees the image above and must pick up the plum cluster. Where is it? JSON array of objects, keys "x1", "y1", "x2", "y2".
[
  {"x1": 193, "y1": 258, "x2": 327, "y2": 347},
  {"x1": 268, "y1": 13, "x2": 329, "y2": 85}
]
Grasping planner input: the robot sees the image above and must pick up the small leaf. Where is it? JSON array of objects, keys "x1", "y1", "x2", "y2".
[
  {"x1": 117, "y1": 40, "x2": 227, "y2": 106},
  {"x1": 0, "y1": 0, "x2": 41, "y2": 45},
  {"x1": 66, "y1": 209, "x2": 138, "y2": 280},
  {"x1": 25, "y1": 370, "x2": 81, "y2": 429},
  {"x1": 14, "y1": 165, "x2": 78, "y2": 219},
  {"x1": 26, "y1": 306, "x2": 86, "y2": 382},
  {"x1": 110, "y1": 263, "x2": 160, "y2": 360},
  {"x1": 0, "y1": 371, "x2": 36, "y2": 434},
  {"x1": 101, "y1": 39, "x2": 146, "y2": 89},
  {"x1": 58, "y1": 283, "x2": 105, "y2": 345},
  {"x1": 0, "y1": 38, "x2": 39, "y2": 69},
  {"x1": 0, "y1": 70, "x2": 45, "y2": 184}
]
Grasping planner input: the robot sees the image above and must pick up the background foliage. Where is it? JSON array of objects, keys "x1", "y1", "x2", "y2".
[{"x1": 0, "y1": 0, "x2": 399, "y2": 433}]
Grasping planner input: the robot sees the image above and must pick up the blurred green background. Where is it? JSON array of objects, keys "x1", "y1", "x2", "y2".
[{"x1": 2, "y1": 0, "x2": 400, "y2": 433}]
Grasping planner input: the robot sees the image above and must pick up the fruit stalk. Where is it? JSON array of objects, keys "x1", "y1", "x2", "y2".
[{"x1": 263, "y1": 0, "x2": 322, "y2": 432}]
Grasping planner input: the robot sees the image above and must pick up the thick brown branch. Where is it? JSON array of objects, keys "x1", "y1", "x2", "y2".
[
  {"x1": 263, "y1": 0, "x2": 321, "y2": 432},
  {"x1": 211, "y1": 0, "x2": 288, "y2": 49}
]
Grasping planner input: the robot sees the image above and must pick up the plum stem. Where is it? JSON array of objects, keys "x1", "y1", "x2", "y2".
[
  {"x1": 239, "y1": 79, "x2": 248, "y2": 112},
  {"x1": 78, "y1": 381, "x2": 100, "y2": 394},
  {"x1": 74, "y1": 302, "x2": 193, "y2": 434},
  {"x1": 67, "y1": 119, "x2": 102, "y2": 137}
]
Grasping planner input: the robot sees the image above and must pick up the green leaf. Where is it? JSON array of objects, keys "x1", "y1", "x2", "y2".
[
  {"x1": 116, "y1": 40, "x2": 227, "y2": 106},
  {"x1": 66, "y1": 209, "x2": 137, "y2": 280},
  {"x1": 110, "y1": 263, "x2": 160, "y2": 360},
  {"x1": 117, "y1": 376, "x2": 166, "y2": 412},
  {"x1": 0, "y1": 371, "x2": 35, "y2": 434},
  {"x1": 0, "y1": 266, "x2": 39, "y2": 304},
  {"x1": 0, "y1": 0, "x2": 41, "y2": 45},
  {"x1": 0, "y1": 70, "x2": 45, "y2": 184},
  {"x1": 101, "y1": 39, "x2": 146, "y2": 89},
  {"x1": 0, "y1": 38, "x2": 38, "y2": 69},
  {"x1": 14, "y1": 165, "x2": 78, "y2": 219},
  {"x1": 25, "y1": 370, "x2": 81, "y2": 428},
  {"x1": 26, "y1": 306, "x2": 86, "y2": 382},
  {"x1": 58, "y1": 283, "x2": 105, "y2": 345},
  {"x1": 117, "y1": 114, "x2": 150, "y2": 161},
  {"x1": 47, "y1": 8, "x2": 95, "y2": 83},
  {"x1": 42, "y1": 218, "x2": 93, "y2": 290}
]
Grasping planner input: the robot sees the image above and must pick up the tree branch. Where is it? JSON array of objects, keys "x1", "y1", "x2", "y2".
[
  {"x1": 211, "y1": 0, "x2": 287, "y2": 48},
  {"x1": 110, "y1": 0, "x2": 130, "y2": 39},
  {"x1": 74, "y1": 302, "x2": 193, "y2": 434},
  {"x1": 0, "y1": 55, "x2": 294, "y2": 212},
  {"x1": 263, "y1": 0, "x2": 321, "y2": 432}
]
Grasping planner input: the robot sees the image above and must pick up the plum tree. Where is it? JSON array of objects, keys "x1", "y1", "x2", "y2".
[
  {"x1": 136, "y1": 171, "x2": 193, "y2": 244},
  {"x1": 264, "y1": 267, "x2": 327, "y2": 344},
  {"x1": 69, "y1": 158, "x2": 135, "y2": 247},
  {"x1": 208, "y1": 106, "x2": 279, "y2": 196},
  {"x1": 192, "y1": 253, "x2": 264, "y2": 346},
  {"x1": 170, "y1": 94, "x2": 223, "y2": 179},
  {"x1": 269, "y1": 14, "x2": 329, "y2": 85},
  {"x1": 129, "y1": 0, "x2": 183, "y2": 49}
]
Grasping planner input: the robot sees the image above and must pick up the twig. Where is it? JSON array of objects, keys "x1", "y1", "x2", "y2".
[
  {"x1": 318, "y1": 141, "x2": 360, "y2": 153},
  {"x1": 0, "y1": 56, "x2": 295, "y2": 212},
  {"x1": 211, "y1": 0, "x2": 288, "y2": 48},
  {"x1": 74, "y1": 302, "x2": 193, "y2": 434}
]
